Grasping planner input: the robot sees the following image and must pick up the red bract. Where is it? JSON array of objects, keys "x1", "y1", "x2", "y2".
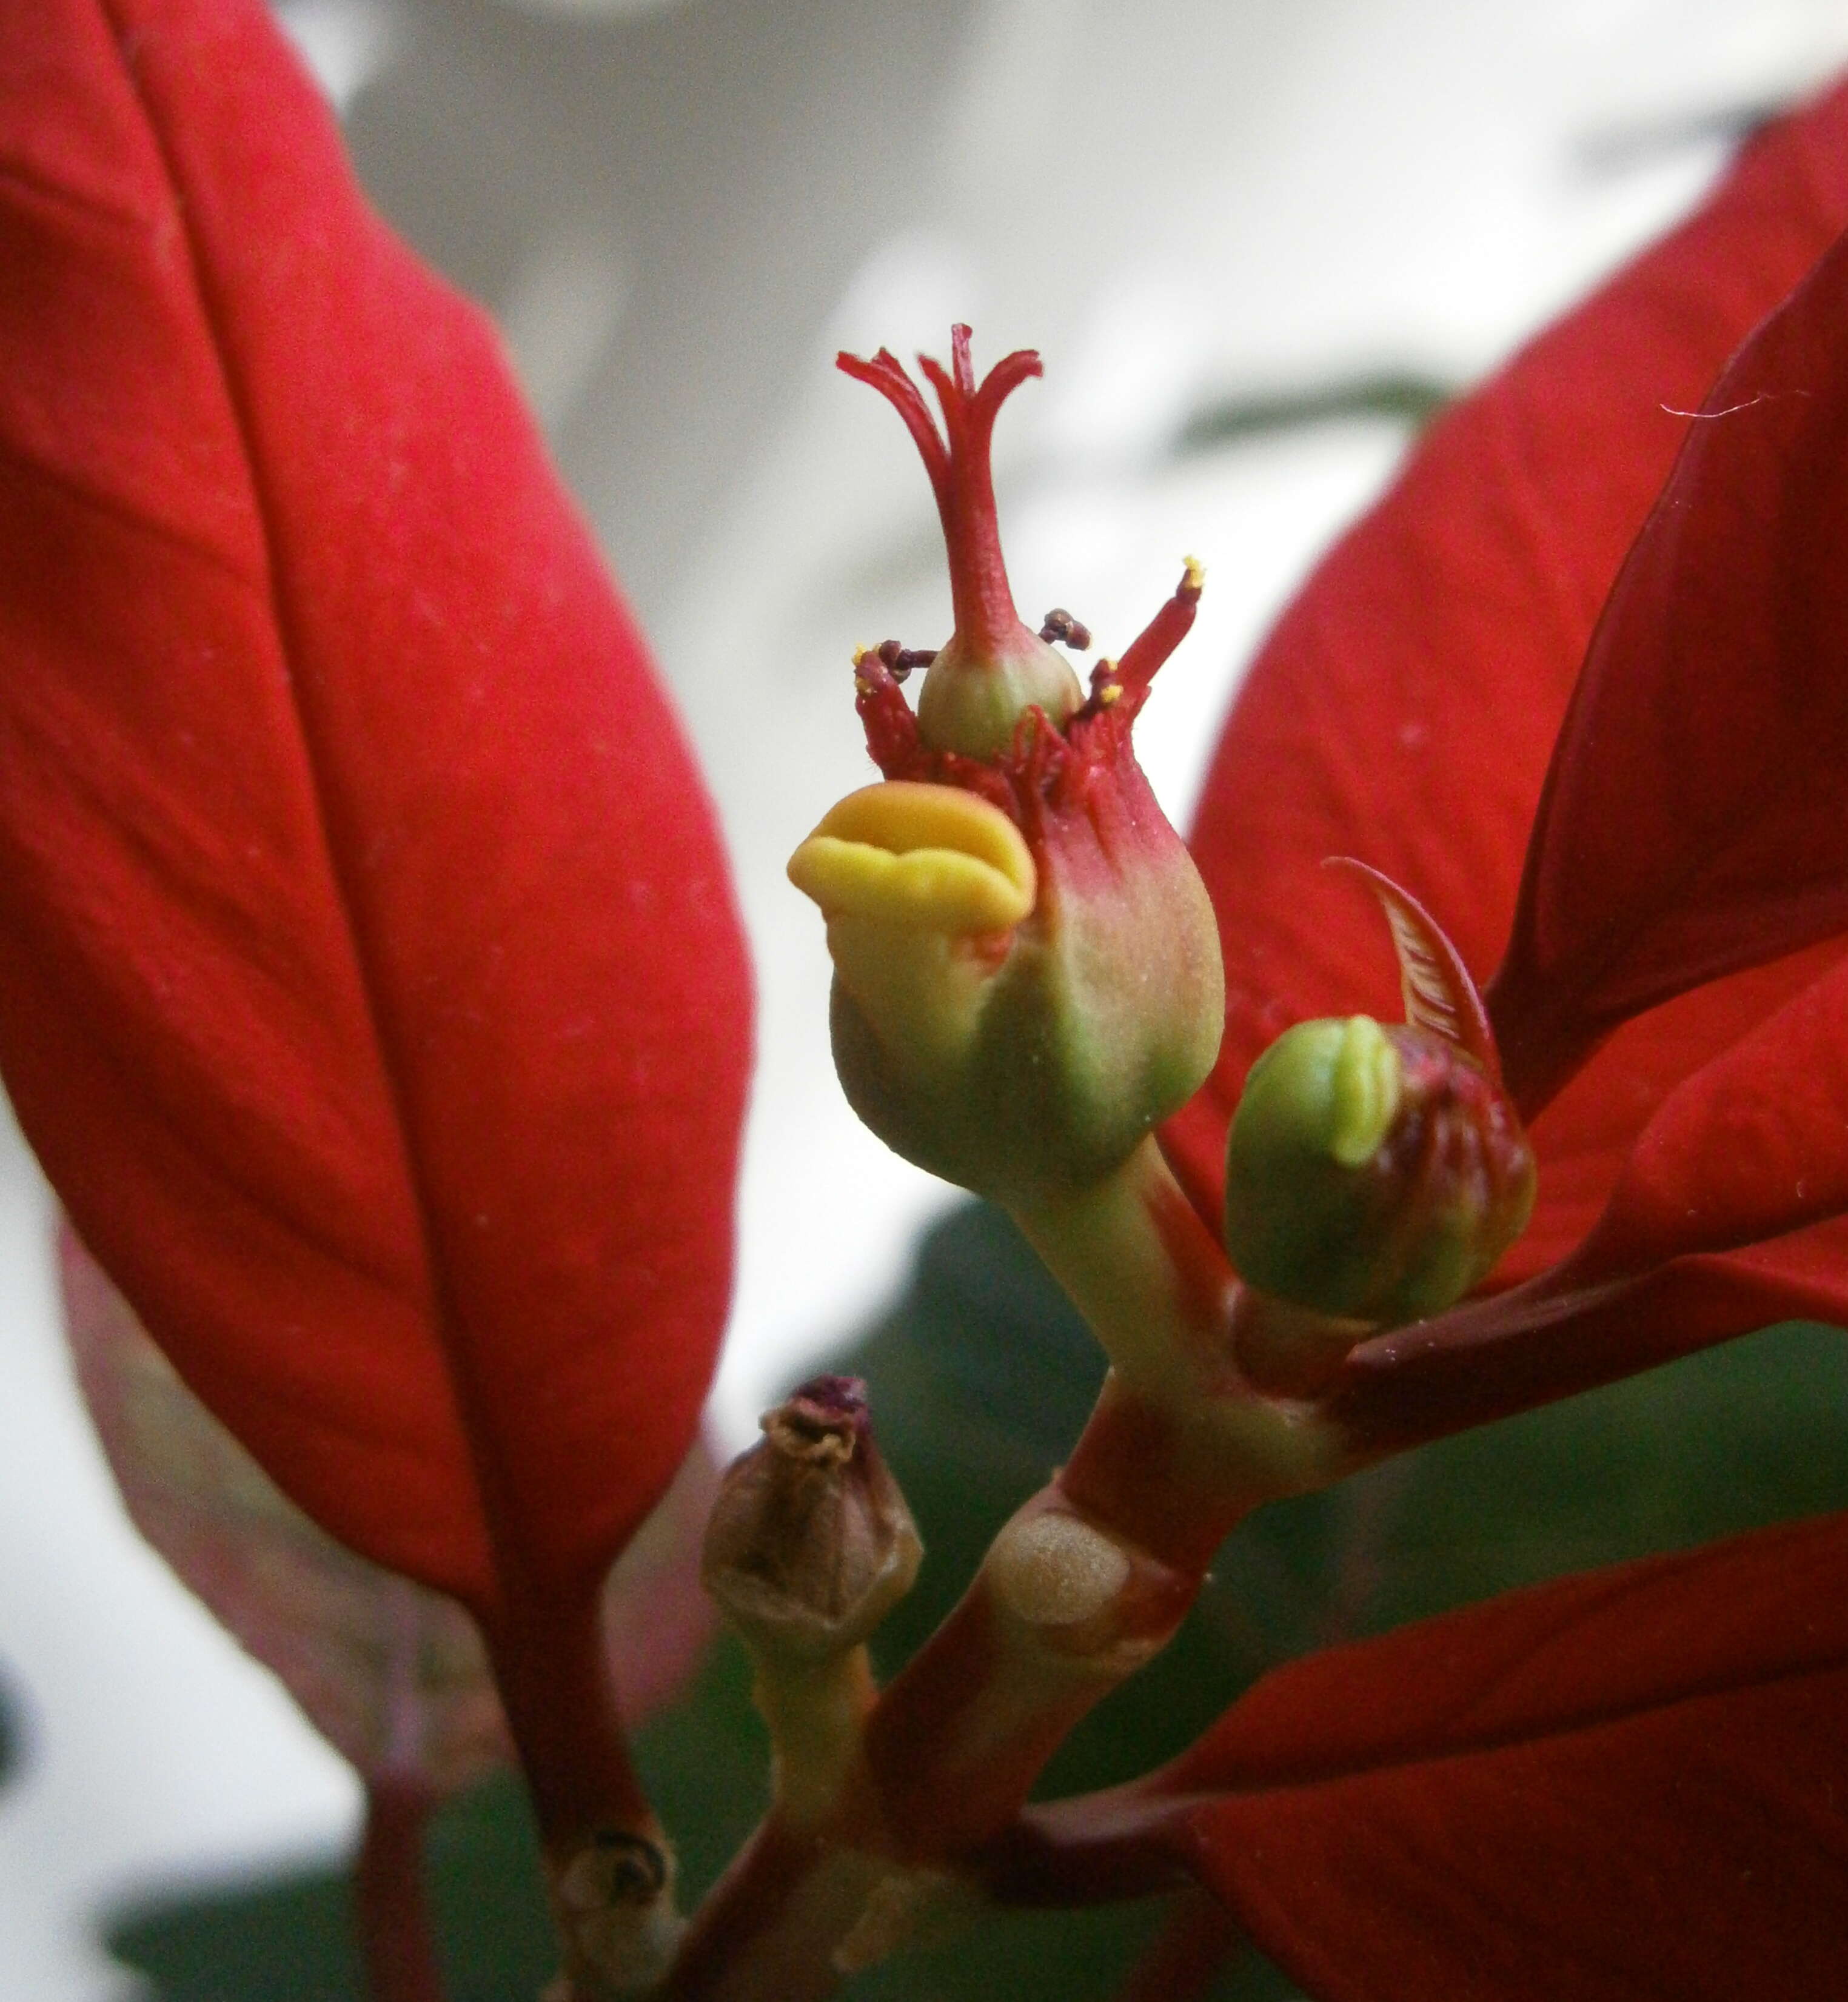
[
  {"x1": 1129, "y1": 71, "x2": 1848, "y2": 2001},
  {"x1": 1081, "y1": 1513, "x2": 1848, "y2": 2000},
  {"x1": 0, "y1": 0, "x2": 749, "y2": 1632},
  {"x1": 1162, "y1": 76, "x2": 1848, "y2": 1382},
  {"x1": 1491, "y1": 220, "x2": 1848, "y2": 1118}
]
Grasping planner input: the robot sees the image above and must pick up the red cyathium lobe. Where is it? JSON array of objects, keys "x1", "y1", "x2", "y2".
[{"x1": 793, "y1": 331, "x2": 1223, "y2": 1200}]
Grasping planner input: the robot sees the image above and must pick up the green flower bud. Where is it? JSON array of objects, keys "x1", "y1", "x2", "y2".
[
  {"x1": 1224, "y1": 1017, "x2": 1536, "y2": 1324},
  {"x1": 799, "y1": 330, "x2": 1224, "y2": 1202}
]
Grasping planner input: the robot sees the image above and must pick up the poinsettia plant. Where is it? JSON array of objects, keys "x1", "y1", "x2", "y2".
[{"x1": 5, "y1": 2, "x2": 1848, "y2": 1998}]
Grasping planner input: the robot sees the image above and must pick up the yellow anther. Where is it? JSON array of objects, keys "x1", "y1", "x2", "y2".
[
  {"x1": 788, "y1": 782, "x2": 1036, "y2": 934},
  {"x1": 1180, "y1": 554, "x2": 1205, "y2": 595},
  {"x1": 1097, "y1": 682, "x2": 1122, "y2": 708},
  {"x1": 852, "y1": 644, "x2": 871, "y2": 668}
]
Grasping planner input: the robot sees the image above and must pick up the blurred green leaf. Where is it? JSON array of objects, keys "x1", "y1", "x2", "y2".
[
  {"x1": 105, "y1": 1770, "x2": 554, "y2": 2000},
  {"x1": 0, "y1": 1662, "x2": 22, "y2": 1793},
  {"x1": 102, "y1": 1201, "x2": 1848, "y2": 2000},
  {"x1": 104, "y1": 1640, "x2": 765, "y2": 2001},
  {"x1": 1173, "y1": 375, "x2": 1453, "y2": 457}
]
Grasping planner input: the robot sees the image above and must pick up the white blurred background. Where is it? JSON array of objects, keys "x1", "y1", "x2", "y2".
[{"x1": 5, "y1": 0, "x2": 1848, "y2": 1990}]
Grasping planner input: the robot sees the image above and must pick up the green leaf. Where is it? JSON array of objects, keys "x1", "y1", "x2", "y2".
[
  {"x1": 104, "y1": 1641, "x2": 764, "y2": 2001},
  {"x1": 105, "y1": 1772, "x2": 550, "y2": 2001},
  {"x1": 1173, "y1": 375, "x2": 1453, "y2": 456},
  {"x1": 0, "y1": 1661, "x2": 22, "y2": 1793},
  {"x1": 101, "y1": 1202, "x2": 1848, "y2": 1999}
]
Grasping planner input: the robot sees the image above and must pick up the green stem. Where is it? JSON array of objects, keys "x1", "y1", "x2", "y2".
[
  {"x1": 752, "y1": 1645, "x2": 879, "y2": 1832},
  {"x1": 1010, "y1": 1139, "x2": 1340, "y2": 1510}
]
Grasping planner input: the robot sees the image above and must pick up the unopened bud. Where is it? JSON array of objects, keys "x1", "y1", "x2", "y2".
[
  {"x1": 702, "y1": 1376, "x2": 922, "y2": 1662},
  {"x1": 1223, "y1": 1016, "x2": 1535, "y2": 1324}
]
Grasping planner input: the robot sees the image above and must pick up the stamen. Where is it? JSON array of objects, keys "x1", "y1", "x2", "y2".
[
  {"x1": 1116, "y1": 558, "x2": 1206, "y2": 700},
  {"x1": 1039, "y1": 609, "x2": 1092, "y2": 650},
  {"x1": 873, "y1": 638, "x2": 939, "y2": 683},
  {"x1": 851, "y1": 646, "x2": 924, "y2": 774}
]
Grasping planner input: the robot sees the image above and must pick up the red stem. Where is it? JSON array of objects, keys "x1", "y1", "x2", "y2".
[
  {"x1": 860, "y1": 1381, "x2": 1256, "y2": 1854},
  {"x1": 1319, "y1": 1253, "x2": 1776, "y2": 1456},
  {"x1": 481, "y1": 1586, "x2": 655, "y2": 1855},
  {"x1": 353, "y1": 1778, "x2": 446, "y2": 2002}
]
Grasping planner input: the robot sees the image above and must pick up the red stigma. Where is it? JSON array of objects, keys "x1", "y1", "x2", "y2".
[{"x1": 838, "y1": 326, "x2": 1043, "y2": 658}]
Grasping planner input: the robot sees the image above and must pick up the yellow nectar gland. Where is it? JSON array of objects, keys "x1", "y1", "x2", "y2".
[
  {"x1": 788, "y1": 781, "x2": 1036, "y2": 934},
  {"x1": 1324, "y1": 1015, "x2": 1403, "y2": 1167}
]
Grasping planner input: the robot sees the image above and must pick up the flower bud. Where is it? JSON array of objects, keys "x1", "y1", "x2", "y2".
[
  {"x1": 798, "y1": 330, "x2": 1224, "y2": 1201},
  {"x1": 701, "y1": 1376, "x2": 921, "y2": 1663},
  {"x1": 1223, "y1": 1016, "x2": 1536, "y2": 1324}
]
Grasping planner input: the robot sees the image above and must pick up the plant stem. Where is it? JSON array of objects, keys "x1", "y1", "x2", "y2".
[
  {"x1": 1316, "y1": 1253, "x2": 1762, "y2": 1452},
  {"x1": 664, "y1": 1144, "x2": 1345, "y2": 1996},
  {"x1": 675, "y1": 1137, "x2": 1707, "y2": 1990},
  {"x1": 484, "y1": 1590, "x2": 681, "y2": 1997},
  {"x1": 353, "y1": 1778, "x2": 446, "y2": 2002},
  {"x1": 752, "y1": 1645, "x2": 879, "y2": 1831},
  {"x1": 668, "y1": 1362, "x2": 1315, "y2": 1998},
  {"x1": 1009, "y1": 1140, "x2": 1345, "y2": 1523},
  {"x1": 667, "y1": 1110, "x2": 1823, "y2": 1994}
]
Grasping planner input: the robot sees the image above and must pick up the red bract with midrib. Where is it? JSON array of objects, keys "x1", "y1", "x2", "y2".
[
  {"x1": 1148, "y1": 74, "x2": 1848, "y2": 1999},
  {"x1": 1143, "y1": 1513, "x2": 1848, "y2": 2001},
  {"x1": 1490, "y1": 220, "x2": 1848, "y2": 1118},
  {"x1": 1163, "y1": 79, "x2": 1848, "y2": 1317},
  {"x1": 0, "y1": 0, "x2": 750, "y2": 1624}
]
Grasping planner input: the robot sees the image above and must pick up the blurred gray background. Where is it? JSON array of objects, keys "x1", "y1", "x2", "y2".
[{"x1": 5, "y1": 0, "x2": 1848, "y2": 1990}]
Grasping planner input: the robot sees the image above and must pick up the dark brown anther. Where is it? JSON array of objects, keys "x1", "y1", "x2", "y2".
[
  {"x1": 702, "y1": 1375, "x2": 922, "y2": 1662},
  {"x1": 873, "y1": 638, "x2": 939, "y2": 683},
  {"x1": 1039, "y1": 608, "x2": 1091, "y2": 651}
]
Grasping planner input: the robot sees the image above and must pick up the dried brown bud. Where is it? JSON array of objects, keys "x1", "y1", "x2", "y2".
[{"x1": 701, "y1": 1376, "x2": 922, "y2": 1661}]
